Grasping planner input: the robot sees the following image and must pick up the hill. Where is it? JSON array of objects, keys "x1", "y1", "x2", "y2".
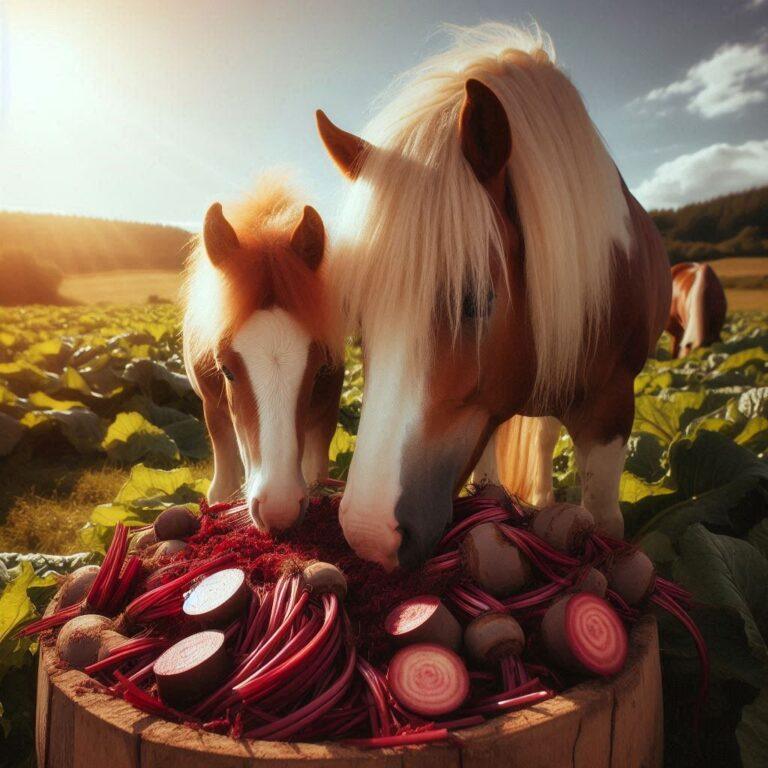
[
  {"x1": 0, "y1": 210, "x2": 193, "y2": 275},
  {"x1": 650, "y1": 186, "x2": 768, "y2": 264}
]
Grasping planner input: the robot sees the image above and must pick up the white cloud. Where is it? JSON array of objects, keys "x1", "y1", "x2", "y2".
[
  {"x1": 633, "y1": 41, "x2": 768, "y2": 118},
  {"x1": 634, "y1": 139, "x2": 768, "y2": 209}
]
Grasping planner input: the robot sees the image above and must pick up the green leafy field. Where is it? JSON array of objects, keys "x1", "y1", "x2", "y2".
[{"x1": 0, "y1": 305, "x2": 766, "y2": 767}]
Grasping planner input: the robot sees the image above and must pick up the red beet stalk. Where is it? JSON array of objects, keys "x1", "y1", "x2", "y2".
[{"x1": 86, "y1": 524, "x2": 129, "y2": 612}]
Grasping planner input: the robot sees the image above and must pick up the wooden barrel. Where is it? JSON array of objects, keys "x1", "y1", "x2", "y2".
[{"x1": 36, "y1": 610, "x2": 662, "y2": 768}]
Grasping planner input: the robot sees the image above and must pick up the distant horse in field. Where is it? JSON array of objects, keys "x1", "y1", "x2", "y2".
[
  {"x1": 317, "y1": 24, "x2": 671, "y2": 569},
  {"x1": 182, "y1": 176, "x2": 343, "y2": 530},
  {"x1": 666, "y1": 262, "x2": 727, "y2": 358}
]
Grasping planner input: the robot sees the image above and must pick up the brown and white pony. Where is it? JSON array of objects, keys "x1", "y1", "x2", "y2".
[
  {"x1": 182, "y1": 176, "x2": 343, "y2": 530},
  {"x1": 666, "y1": 262, "x2": 727, "y2": 358},
  {"x1": 317, "y1": 24, "x2": 671, "y2": 569}
]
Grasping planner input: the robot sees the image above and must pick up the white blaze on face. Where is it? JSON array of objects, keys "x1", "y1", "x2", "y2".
[
  {"x1": 231, "y1": 307, "x2": 311, "y2": 529},
  {"x1": 680, "y1": 265, "x2": 706, "y2": 356},
  {"x1": 340, "y1": 337, "x2": 426, "y2": 569}
]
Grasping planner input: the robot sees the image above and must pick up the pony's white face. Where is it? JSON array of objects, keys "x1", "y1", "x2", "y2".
[
  {"x1": 201, "y1": 201, "x2": 342, "y2": 531},
  {"x1": 317, "y1": 81, "x2": 520, "y2": 570}
]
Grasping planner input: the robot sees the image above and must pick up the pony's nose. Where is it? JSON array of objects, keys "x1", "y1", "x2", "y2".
[
  {"x1": 249, "y1": 491, "x2": 307, "y2": 531},
  {"x1": 339, "y1": 501, "x2": 401, "y2": 571}
]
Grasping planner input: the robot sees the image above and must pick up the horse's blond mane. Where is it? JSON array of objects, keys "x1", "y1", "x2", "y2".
[
  {"x1": 330, "y1": 22, "x2": 631, "y2": 406},
  {"x1": 183, "y1": 173, "x2": 340, "y2": 365}
]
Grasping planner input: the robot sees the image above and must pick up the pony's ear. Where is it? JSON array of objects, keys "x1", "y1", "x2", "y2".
[
  {"x1": 459, "y1": 79, "x2": 511, "y2": 186},
  {"x1": 291, "y1": 205, "x2": 325, "y2": 271},
  {"x1": 316, "y1": 110, "x2": 371, "y2": 179},
  {"x1": 203, "y1": 203, "x2": 239, "y2": 266}
]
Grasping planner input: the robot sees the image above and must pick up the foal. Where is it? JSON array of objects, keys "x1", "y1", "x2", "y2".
[
  {"x1": 183, "y1": 176, "x2": 343, "y2": 530},
  {"x1": 666, "y1": 262, "x2": 727, "y2": 358}
]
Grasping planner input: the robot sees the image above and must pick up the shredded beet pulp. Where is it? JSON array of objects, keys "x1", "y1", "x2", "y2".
[{"x1": 22, "y1": 491, "x2": 709, "y2": 748}]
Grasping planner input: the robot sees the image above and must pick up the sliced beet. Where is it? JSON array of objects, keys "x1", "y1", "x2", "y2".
[
  {"x1": 128, "y1": 528, "x2": 157, "y2": 552},
  {"x1": 608, "y1": 550, "x2": 656, "y2": 606},
  {"x1": 154, "y1": 506, "x2": 200, "y2": 542},
  {"x1": 97, "y1": 630, "x2": 131, "y2": 662},
  {"x1": 183, "y1": 568, "x2": 247, "y2": 626},
  {"x1": 464, "y1": 612, "x2": 525, "y2": 665},
  {"x1": 532, "y1": 503, "x2": 595, "y2": 553},
  {"x1": 153, "y1": 630, "x2": 229, "y2": 707},
  {"x1": 387, "y1": 643, "x2": 470, "y2": 717},
  {"x1": 541, "y1": 594, "x2": 627, "y2": 677},
  {"x1": 461, "y1": 522, "x2": 532, "y2": 597},
  {"x1": 58, "y1": 565, "x2": 100, "y2": 609},
  {"x1": 56, "y1": 614, "x2": 115, "y2": 670},
  {"x1": 384, "y1": 596, "x2": 461, "y2": 651},
  {"x1": 301, "y1": 561, "x2": 347, "y2": 598},
  {"x1": 573, "y1": 567, "x2": 608, "y2": 598},
  {"x1": 154, "y1": 539, "x2": 188, "y2": 558}
]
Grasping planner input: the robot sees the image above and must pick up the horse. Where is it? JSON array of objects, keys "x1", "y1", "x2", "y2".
[
  {"x1": 182, "y1": 175, "x2": 344, "y2": 530},
  {"x1": 316, "y1": 23, "x2": 671, "y2": 570},
  {"x1": 666, "y1": 262, "x2": 727, "y2": 358}
]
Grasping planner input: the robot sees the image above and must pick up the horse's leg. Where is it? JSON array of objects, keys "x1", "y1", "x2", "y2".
[
  {"x1": 563, "y1": 372, "x2": 634, "y2": 538},
  {"x1": 491, "y1": 415, "x2": 561, "y2": 506},
  {"x1": 203, "y1": 397, "x2": 243, "y2": 503}
]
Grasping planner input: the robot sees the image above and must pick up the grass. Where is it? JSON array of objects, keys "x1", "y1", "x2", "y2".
[
  {"x1": 0, "y1": 447, "x2": 212, "y2": 554},
  {"x1": 708, "y1": 256, "x2": 768, "y2": 311},
  {"x1": 60, "y1": 269, "x2": 182, "y2": 304}
]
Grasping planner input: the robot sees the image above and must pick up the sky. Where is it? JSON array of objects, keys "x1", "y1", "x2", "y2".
[{"x1": 0, "y1": 0, "x2": 767, "y2": 228}]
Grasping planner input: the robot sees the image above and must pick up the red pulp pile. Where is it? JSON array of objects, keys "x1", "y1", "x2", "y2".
[{"x1": 20, "y1": 489, "x2": 709, "y2": 748}]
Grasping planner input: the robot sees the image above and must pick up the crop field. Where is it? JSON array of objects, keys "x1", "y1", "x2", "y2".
[{"x1": 0, "y1": 303, "x2": 766, "y2": 767}]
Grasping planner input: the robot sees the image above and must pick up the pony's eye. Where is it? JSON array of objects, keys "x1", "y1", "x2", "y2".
[
  {"x1": 462, "y1": 290, "x2": 494, "y2": 320},
  {"x1": 221, "y1": 365, "x2": 235, "y2": 382}
]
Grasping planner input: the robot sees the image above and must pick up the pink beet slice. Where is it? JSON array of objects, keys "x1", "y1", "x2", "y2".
[
  {"x1": 541, "y1": 594, "x2": 628, "y2": 677},
  {"x1": 387, "y1": 643, "x2": 470, "y2": 717},
  {"x1": 153, "y1": 630, "x2": 229, "y2": 706},
  {"x1": 384, "y1": 596, "x2": 462, "y2": 651},
  {"x1": 183, "y1": 568, "x2": 247, "y2": 626}
]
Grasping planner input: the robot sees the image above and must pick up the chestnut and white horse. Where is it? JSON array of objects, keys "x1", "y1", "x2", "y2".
[
  {"x1": 666, "y1": 262, "x2": 727, "y2": 358},
  {"x1": 317, "y1": 24, "x2": 671, "y2": 569},
  {"x1": 183, "y1": 176, "x2": 343, "y2": 530}
]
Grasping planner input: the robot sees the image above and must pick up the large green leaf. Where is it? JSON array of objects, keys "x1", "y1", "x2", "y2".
[
  {"x1": 20, "y1": 408, "x2": 105, "y2": 454},
  {"x1": 738, "y1": 688, "x2": 768, "y2": 768},
  {"x1": 0, "y1": 413, "x2": 24, "y2": 457},
  {"x1": 633, "y1": 390, "x2": 709, "y2": 443},
  {"x1": 673, "y1": 525, "x2": 768, "y2": 688},
  {"x1": 102, "y1": 411, "x2": 180, "y2": 464}
]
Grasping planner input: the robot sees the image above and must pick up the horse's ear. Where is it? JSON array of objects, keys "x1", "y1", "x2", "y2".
[
  {"x1": 203, "y1": 203, "x2": 239, "y2": 266},
  {"x1": 316, "y1": 110, "x2": 371, "y2": 179},
  {"x1": 291, "y1": 205, "x2": 325, "y2": 271},
  {"x1": 459, "y1": 79, "x2": 511, "y2": 186}
]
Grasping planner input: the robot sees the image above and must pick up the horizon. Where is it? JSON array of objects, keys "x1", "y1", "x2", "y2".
[{"x1": 0, "y1": 1, "x2": 767, "y2": 227}]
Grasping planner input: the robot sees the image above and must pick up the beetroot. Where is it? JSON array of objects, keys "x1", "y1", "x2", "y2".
[
  {"x1": 464, "y1": 613, "x2": 525, "y2": 665},
  {"x1": 154, "y1": 506, "x2": 200, "y2": 541},
  {"x1": 387, "y1": 643, "x2": 470, "y2": 717},
  {"x1": 58, "y1": 565, "x2": 100, "y2": 609},
  {"x1": 541, "y1": 594, "x2": 627, "y2": 676},
  {"x1": 461, "y1": 522, "x2": 532, "y2": 596},
  {"x1": 532, "y1": 503, "x2": 595, "y2": 553},
  {"x1": 301, "y1": 561, "x2": 347, "y2": 598},
  {"x1": 573, "y1": 567, "x2": 608, "y2": 598},
  {"x1": 154, "y1": 630, "x2": 229, "y2": 706},
  {"x1": 128, "y1": 528, "x2": 157, "y2": 552},
  {"x1": 97, "y1": 630, "x2": 130, "y2": 662},
  {"x1": 56, "y1": 615, "x2": 114, "y2": 670},
  {"x1": 608, "y1": 550, "x2": 656, "y2": 606},
  {"x1": 384, "y1": 596, "x2": 461, "y2": 651},
  {"x1": 182, "y1": 568, "x2": 247, "y2": 626},
  {"x1": 155, "y1": 540, "x2": 188, "y2": 558}
]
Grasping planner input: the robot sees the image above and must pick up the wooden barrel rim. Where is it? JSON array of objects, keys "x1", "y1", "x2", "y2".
[{"x1": 36, "y1": 596, "x2": 662, "y2": 767}]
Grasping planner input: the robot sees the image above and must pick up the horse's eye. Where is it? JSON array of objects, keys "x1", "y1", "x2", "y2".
[
  {"x1": 462, "y1": 290, "x2": 494, "y2": 320},
  {"x1": 221, "y1": 365, "x2": 235, "y2": 382}
]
